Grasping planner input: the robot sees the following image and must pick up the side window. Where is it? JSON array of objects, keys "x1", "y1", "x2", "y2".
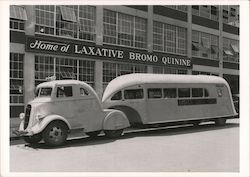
[
  {"x1": 204, "y1": 88, "x2": 209, "y2": 97},
  {"x1": 57, "y1": 86, "x2": 73, "y2": 98},
  {"x1": 178, "y1": 88, "x2": 190, "y2": 98},
  {"x1": 124, "y1": 89, "x2": 143, "y2": 99},
  {"x1": 148, "y1": 88, "x2": 162, "y2": 99},
  {"x1": 192, "y1": 88, "x2": 203, "y2": 97},
  {"x1": 111, "y1": 91, "x2": 122, "y2": 100},
  {"x1": 163, "y1": 88, "x2": 177, "y2": 98},
  {"x1": 80, "y1": 87, "x2": 89, "y2": 96}
]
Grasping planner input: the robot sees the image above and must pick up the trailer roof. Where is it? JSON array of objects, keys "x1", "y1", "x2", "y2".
[{"x1": 102, "y1": 73, "x2": 229, "y2": 101}]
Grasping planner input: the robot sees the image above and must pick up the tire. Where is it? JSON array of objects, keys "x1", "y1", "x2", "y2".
[
  {"x1": 42, "y1": 121, "x2": 68, "y2": 147},
  {"x1": 104, "y1": 129, "x2": 123, "y2": 138},
  {"x1": 24, "y1": 133, "x2": 42, "y2": 144},
  {"x1": 215, "y1": 118, "x2": 226, "y2": 126},
  {"x1": 192, "y1": 121, "x2": 200, "y2": 127},
  {"x1": 85, "y1": 130, "x2": 101, "y2": 138}
]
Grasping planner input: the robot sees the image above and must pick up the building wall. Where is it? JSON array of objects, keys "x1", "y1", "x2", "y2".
[{"x1": 10, "y1": 5, "x2": 240, "y2": 120}]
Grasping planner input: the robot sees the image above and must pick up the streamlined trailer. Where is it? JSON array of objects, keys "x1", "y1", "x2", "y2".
[{"x1": 102, "y1": 73, "x2": 238, "y2": 127}]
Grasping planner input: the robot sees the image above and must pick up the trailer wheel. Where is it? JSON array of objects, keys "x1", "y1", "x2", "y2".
[
  {"x1": 215, "y1": 118, "x2": 226, "y2": 126},
  {"x1": 104, "y1": 129, "x2": 123, "y2": 138},
  {"x1": 86, "y1": 130, "x2": 101, "y2": 138},
  {"x1": 42, "y1": 121, "x2": 68, "y2": 146},
  {"x1": 24, "y1": 133, "x2": 42, "y2": 144},
  {"x1": 192, "y1": 121, "x2": 200, "y2": 127}
]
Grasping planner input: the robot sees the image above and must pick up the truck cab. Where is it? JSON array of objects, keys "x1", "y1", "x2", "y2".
[{"x1": 16, "y1": 80, "x2": 129, "y2": 146}]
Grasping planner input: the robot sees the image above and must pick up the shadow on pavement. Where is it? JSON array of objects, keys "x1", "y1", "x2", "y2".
[{"x1": 12, "y1": 121, "x2": 239, "y2": 149}]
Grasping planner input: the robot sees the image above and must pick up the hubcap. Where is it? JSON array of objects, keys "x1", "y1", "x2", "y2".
[{"x1": 49, "y1": 127, "x2": 63, "y2": 142}]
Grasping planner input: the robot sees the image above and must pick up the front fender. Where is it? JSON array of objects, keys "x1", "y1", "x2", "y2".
[
  {"x1": 28, "y1": 115, "x2": 71, "y2": 135},
  {"x1": 103, "y1": 109, "x2": 130, "y2": 130}
]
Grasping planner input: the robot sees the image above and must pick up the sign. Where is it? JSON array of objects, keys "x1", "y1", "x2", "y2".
[{"x1": 26, "y1": 36, "x2": 192, "y2": 68}]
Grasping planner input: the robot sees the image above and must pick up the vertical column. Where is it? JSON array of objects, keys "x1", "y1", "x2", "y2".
[
  {"x1": 96, "y1": 6, "x2": 103, "y2": 45},
  {"x1": 187, "y1": 6, "x2": 192, "y2": 75},
  {"x1": 95, "y1": 61, "x2": 103, "y2": 99},
  {"x1": 24, "y1": 53, "x2": 35, "y2": 104},
  {"x1": 147, "y1": 6, "x2": 153, "y2": 53},
  {"x1": 24, "y1": 5, "x2": 35, "y2": 35},
  {"x1": 218, "y1": 6, "x2": 224, "y2": 77},
  {"x1": 95, "y1": 6, "x2": 104, "y2": 98},
  {"x1": 24, "y1": 6, "x2": 36, "y2": 105}
]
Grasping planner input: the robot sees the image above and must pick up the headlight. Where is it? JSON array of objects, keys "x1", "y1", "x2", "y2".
[
  {"x1": 35, "y1": 114, "x2": 45, "y2": 121},
  {"x1": 19, "y1": 113, "x2": 25, "y2": 120}
]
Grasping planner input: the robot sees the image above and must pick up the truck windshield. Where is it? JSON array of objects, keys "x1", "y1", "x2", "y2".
[{"x1": 37, "y1": 87, "x2": 52, "y2": 97}]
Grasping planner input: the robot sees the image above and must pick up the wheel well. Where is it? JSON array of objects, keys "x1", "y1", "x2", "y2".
[
  {"x1": 109, "y1": 105, "x2": 143, "y2": 125},
  {"x1": 47, "y1": 120, "x2": 70, "y2": 131}
]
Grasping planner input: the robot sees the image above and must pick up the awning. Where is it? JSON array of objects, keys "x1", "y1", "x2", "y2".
[
  {"x1": 211, "y1": 45, "x2": 219, "y2": 54},
  {"x1": 60, "y1": 6, "x2": 77, "y2": 22},
  {"x1": 192, "y1": 42, "x2": 200, "y2": 51},
  {"x1": 223, "y1": 49, "x2": 234, "y2": 56},
  {"x1": 10, "y1": 5, "x2": 27, "y2": 20},
  {"x1": 231, "y1": 44, "x2": 239, "y2": 53}
]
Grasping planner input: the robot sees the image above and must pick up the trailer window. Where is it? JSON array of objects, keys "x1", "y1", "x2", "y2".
[
  {"x1": 204, "y1": 89, "x2": 209, "y2": 97},
  {"x1": 124, "y1": 89, "x2": 143, "y2": 99},
  {"x1": 192, "y1": 88, "x2": 203, "y2": 97},
  {"x1": 164, "y1": 88, "x2": 177, "y2": 98},
  {"x1": 111, "y1": 91, "x2": 122, "y2": 100},
  {"x1": 80, "y1": 88, "x2": 89, "y2": 96},
  {"x1": 148, "y1": 88, "x2": 162, "y2": 99},
  {"x1": 57, "y1": 86, "x2": 73, "y2": 97},
  {"x1": 178, "y1": 88, "x2": 190, "y2": 98}
]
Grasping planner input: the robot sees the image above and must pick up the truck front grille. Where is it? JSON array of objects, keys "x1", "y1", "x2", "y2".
[{"x1": 24, "y1": 104, "x2": 31, "y2": 130}]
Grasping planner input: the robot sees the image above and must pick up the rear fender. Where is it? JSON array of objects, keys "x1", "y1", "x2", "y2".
[
  {"x1": 103, "y1": 109, "x2": 130, "y2": 130},
  {"x1": 30, "y1": 115, "x2": 71, "y2": 135}
]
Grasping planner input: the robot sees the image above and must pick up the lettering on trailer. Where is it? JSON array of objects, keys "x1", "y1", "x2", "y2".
[
  {"x1": 26, "y1": 36, "x2": 192, "y2": 68},
  {"x1": 178, "y1": 98, "x2": 217, "y2": 106}
]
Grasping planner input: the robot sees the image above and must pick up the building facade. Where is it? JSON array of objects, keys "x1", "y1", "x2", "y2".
[{"x1": 10, "y1": 5, "x2": 239, "y2": 123}]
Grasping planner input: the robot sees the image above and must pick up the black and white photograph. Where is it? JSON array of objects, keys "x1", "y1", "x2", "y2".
[{"x1": 0, "y1": 0, "x2": 249, "y2": 177}]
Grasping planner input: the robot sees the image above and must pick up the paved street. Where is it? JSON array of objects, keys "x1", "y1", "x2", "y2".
[{"x1": 10, "y1": 119, "x2": 239, "y2": 172}]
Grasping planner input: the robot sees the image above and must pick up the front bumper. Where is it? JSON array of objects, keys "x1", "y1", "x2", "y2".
[{"x1": 12, "y1": 129, "x2": 29, "y2": 136}]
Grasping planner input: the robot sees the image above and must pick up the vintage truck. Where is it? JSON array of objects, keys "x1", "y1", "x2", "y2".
[{"x1": 15, "y1": 80, "x2": 130, "y2": 146}]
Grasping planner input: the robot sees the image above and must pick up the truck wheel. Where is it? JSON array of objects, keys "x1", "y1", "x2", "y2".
[
  {"x1": 86, "y1": 130, "x2": 101, "y2": 138},
  {"x1": 42, "y1": 121, "x2": 68, "y2": 146},
  {"x1": 24, "y1": 133, "x2": 42, "y2": 144},
  {"x1": 215, "y1": 118, "x2": 226, "y2": 126},
  {"x1": 104, "y1": 129, "x2": 123, "y2": 138}
]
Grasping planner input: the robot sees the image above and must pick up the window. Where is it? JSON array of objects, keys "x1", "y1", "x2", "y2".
[
  {"x1": 148, "y1": 88, "x2": 162, "y2": 99},
  {"x1": 10, "y1": 5, "x2": 27, "y2": 31},
  {"x1": 78, "y1": 60, "x2": 95, "y2": 87},
  {"x1": 80, "y1": 88, "x2": 89, "y2": 96},
  {"x1": 60, "y1": 6, "x2": 77, "y2": 22},
  {"x1": 35, "y1": 55, "x2": 95, "y2": 87},
  {"x1": 192, "y1": 30, "x2": 219, "y2": 60},
  {"x1": 35, "y1": 5, "x2": 55, "y2": 35},
  {"x1": 164, "y1": 88, "x2": 177, "y2": 98},
  {"x1": 10, "y1": 53, "x2": 24, "y2": 104},
  {"x1": 124, "y1": 89, "x2": 143, "y2": 99},
  {"x1": 56, "y1": 5, "x2": 78, "y2": 38},
  {"x1": 153, "y1": 21, "x2": 187, "y2": 55},
  {"x1": 223, "y1": 5, "x2": 239, "y2": 27},
  {"x1": 57, "y1": 86, "x2": 73, "y2": 97},
  {"x1": 223, "y1": 38, "x2": 239, "y2": 63},
  {"x1": 79, "y1": 6, "x2": 96, "y2": 41},
  {"x1": 192, "y1": 5, "x2": 218, "y2": 21},
  {"x1": 204, "y1": 89, "x2": 209, "y2": 97},
  {"x1": 103, "y1": 9, "x2": 147, "y2": 49},
  {"x1": 39, "y1": 88, "x2": 52, "y2": 97},
  {"x1": 192, "y1": 88, "x2": 203, "y2": 97},
  {"x1": 111, "y1": 91, "x2": 122, "y2": 100},
  {"x1": 178, "y1": 88, "x2": 190, "y2": 98}
]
